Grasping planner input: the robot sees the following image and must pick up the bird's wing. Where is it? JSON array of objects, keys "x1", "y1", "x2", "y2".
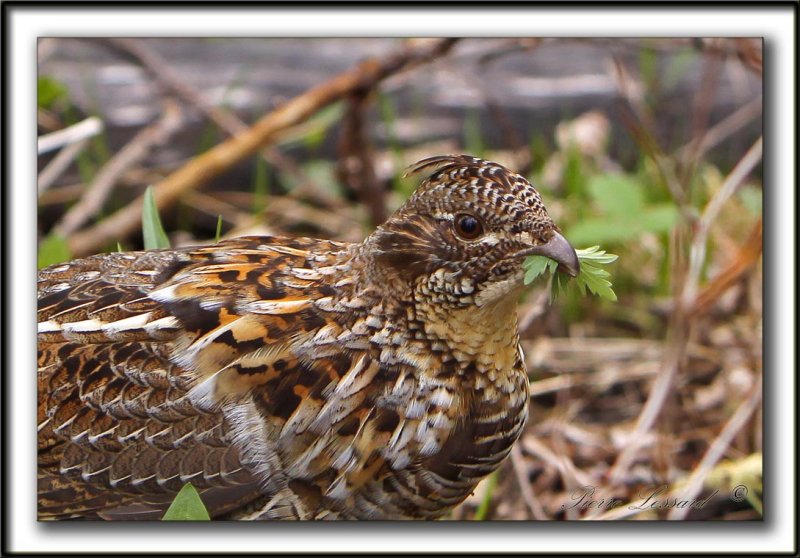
[
  {"x1": 39, "y1": 235, "x2": 467, "y2": 520},
  {"x1": 37, "y1": 235, "x2": 354, "y2": 520}
]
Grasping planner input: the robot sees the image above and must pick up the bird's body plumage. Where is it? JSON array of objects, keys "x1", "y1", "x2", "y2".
[{"x1": 38, "y1": 155, "x2": 577, "y2": 520}]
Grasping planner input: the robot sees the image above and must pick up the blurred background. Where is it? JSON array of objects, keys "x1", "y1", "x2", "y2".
[{"x1": 37, "y1": 37, "x2": 763, "y2": 520}]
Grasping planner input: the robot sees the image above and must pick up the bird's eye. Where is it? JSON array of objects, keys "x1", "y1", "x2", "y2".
[{"x1": 454, "y1": 214, "x2": 483, "y2": 240}]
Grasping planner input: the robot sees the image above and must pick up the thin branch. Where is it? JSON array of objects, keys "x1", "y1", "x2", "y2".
[
  {"x1": 609, "y1": 137, "x2": 762, "y2": 485},
  {"x1": 608, "y1": 335, "x2": 685, "y2": 485},
  {"x1": 510, "y1": 445, "x2": 548, "y2": 520},
  {"x1": 99, "y1": 37, "x2": 351, "y2": 208},
  {"x1": 37, "y1": 138, "x2": 90, "y2": 196},
  {"x1": 521, "y1": 436, "x2": 594, "y2": 494},
  {"x1": 67, "y1": 38, "x2": 459, "y2": 257},
  {"x1": 37, "y1": 116, "x2": 103, "y2": 155},
  {"x1": 666, "y1": 380, "x2": 762, "y2": 520},
  {"x1": 682, "y1": 137, "x2": 763, "y2": 309},
  {"x1": 676, "y1": 95, "x2": 762, "y2": 164},
  {"x1": 336, "y1": 90, "x2": 386, "y2": 226},
  {"x1": 608, "y1": 226, "x2": 691, "y2": 485},
  {"x1": 52, "y1": 100, "x2": 184, "y2": 238},
  {"x1": 610, "y1": 56, "x2": 693, "y2": 222},
  {"x1": 689, "y1": 218, "x2": 762, "y2": 318}
]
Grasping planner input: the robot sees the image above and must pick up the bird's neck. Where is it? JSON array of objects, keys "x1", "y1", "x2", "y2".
[
  {"x1": 339, "y1": 245, "x2": 522, "y2": 366},
  {"x1": 416, "y1": 294, "x2": 522, "y2": 376}
]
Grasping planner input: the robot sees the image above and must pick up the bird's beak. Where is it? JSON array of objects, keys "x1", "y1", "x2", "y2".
[{"x1": 515, "y1": 231, "x2": 580, "y2": 277}]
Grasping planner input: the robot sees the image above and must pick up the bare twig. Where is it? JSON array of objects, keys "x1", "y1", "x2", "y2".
[
  {"x1": 37, "y1": 108, "x2": 64, "y2": 132},
  {"x1": 688, "y1": 50, "x2": 724, "y2": 162},
  {"x1": 37, "y1": 138, "x2": 90, "y2": 195},
  {"x1": 609, "y1": 137, "x2": 762, "y2": 486},
  {"x1": 608, "y1": 333, "x2": 685, "y2": 485},
  {"x1": 52, "y1": 100, "x2": 184, "y2": 238},
  {"x1": 181, "y1": 191, "x2": 248, "y2": 231},
  {"x1": 38, "y1": 183, "x2": 85, "y2": 206},
  {"x1": 461, "y1": 64, "x2": 536, "y2": 174},
  {"x1": 676, "y1": 95, "x2": 762, "y2": 164},
  {"x1": 99, "y1": 37, "x2": 345, "y2": 208},
  {"x1": 610, "y1": 57, "x2": 693, "y2": 222},
  {"x1": 517, "y1": 285, "x2": 553, "y2": 334},
  {"x1": 732, "y1": 38, "x2": 763, "y2": 76},
  {"x1": 336, "y1": 90, "x2": 386, "y2": 226},
  {"x1": 667, "y1": 380, "x2": 762, "y2": 520},
  {"x1": 37, "y1": 116, "x2": 103, "y2": 155},
  {"x1": 697, "y1": 38, "x2": 762, "y2": 76},
  {"x1": 101, "y1": 38, "x2": 247, "y2": 136},
  {"x1": 530, "y1": 362, "x2": 658, "y2": 398},
  {"x1": 682, "y1": 137, "x2": 763, "y2": 309},
  {"x1": 228, "y1": 195, "x2": 361, "y2": 242},
  {"x1": 521, "y1": 436, "x2": 593, "y2": 497},
  {"x1": 476, "y1": 38, "x2": 544, "y2": 66},
  {"x1": 608, "y1": 225, "x2": 691, "y2": 485},
  {"x1": 510, "y1": 445, "x2": 548, "y2": 520},
  {"x1": 689, "y1": 218, "x2": 762, "y2": 318},
  {"x1": 67, "y1": 38, "x2": 459, "y2": 257}
]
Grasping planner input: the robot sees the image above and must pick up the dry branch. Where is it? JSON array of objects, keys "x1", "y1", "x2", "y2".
[
  {"x1": 667, "y1": 380, "x2": 762, "y2": 520},
  {"x1": 67, "y1": 38, "x2": 458, "y2": 257},
  {"x1": 99, "y1": 38, "x2": 336, "y2": 210},
  {"x1": 337, "y1": 90, "x2": 386, "y2": 226},
  {"x1": 52, "y1": 100, "x2": 184, "y2": 237},
  {"x1": 510, "y1": 445, "x2": 548, "y2": 520},
  {"x1": 689, "y1": 218, "x2": 762, "y2": 318},
  {"x1": 682, "y1": 137, "x2": 763, "y2": 309},
  {"x1": 101, "y1": 38, "x2": 246, "y2": 136},
  {"x1": 37, "y1": 116, "x2": 103, "y2": 155},
  {"x1": 38, "y1": 138, "x2": 90, "y2": 196}
]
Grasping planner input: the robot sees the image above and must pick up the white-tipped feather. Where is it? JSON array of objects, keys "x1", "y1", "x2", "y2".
[
  {"x1": 333, "y1": 355, "x2": 378, "y2": 397},
  {"x1": 38, "y1": 320, "x2": 63, "y2": 334},
  {"x1": 60, "y1": 319, "x2": 106, "y2": 337},
  {"x1": 100, "y1": 312, "x2": 153, "y2": 336},
  {"x1": 143, "y1": 315, "x2": 180, "y2": 335},
  {"x1": 244, "y1": 299, "x2": 311, "y2": 314},
  {"x1": 149, "y1": 284, "x2": 181, "y2": 303}
]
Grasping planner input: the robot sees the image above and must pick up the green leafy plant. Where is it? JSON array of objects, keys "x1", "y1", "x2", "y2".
[
  {"x1": 524, "y1": 245, "x2": 619, "y2": 302},
  {"x1": 161, "y1": 483, "x2": 211, "y2": 521},
  {"x1": 142, "y1": 186, "x2": 170, "y2": 250},
  {"x1": 565, "y1": 174, "x2": 678, "y2": 246},
  {"x1": 37, "y1": 76, "x2": 69, "y2": 110},
  {"x1": 38, "y1": 234, "x2": 72, "y2": 268}
]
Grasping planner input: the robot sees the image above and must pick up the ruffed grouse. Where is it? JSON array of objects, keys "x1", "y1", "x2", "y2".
[{"x1": 38, "y1": 155, "x2": 579, "y2": 520}]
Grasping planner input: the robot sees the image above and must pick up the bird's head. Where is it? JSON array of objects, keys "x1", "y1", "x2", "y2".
[{"x1": 362, "y1": 155, "x2": 579, "y2": 309}]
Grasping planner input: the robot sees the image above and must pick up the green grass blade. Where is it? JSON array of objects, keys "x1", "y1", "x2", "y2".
[
  {"x1": 473, "y1": 471, "x2": 499, "y2": 520},
  {"x1": 142, "y1": 186, "x2": 170, "y2": 250},
  {"x1": 162, "y1": 483, "x2": 211, "y2": 521},
  {"x1": 215, "y1": 215, "x2": 223, "y2": 243}
]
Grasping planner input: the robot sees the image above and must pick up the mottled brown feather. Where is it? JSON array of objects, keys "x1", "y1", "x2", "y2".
[{"x1": 38, "y1": 155, "x2": 575, "y2": 520}]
